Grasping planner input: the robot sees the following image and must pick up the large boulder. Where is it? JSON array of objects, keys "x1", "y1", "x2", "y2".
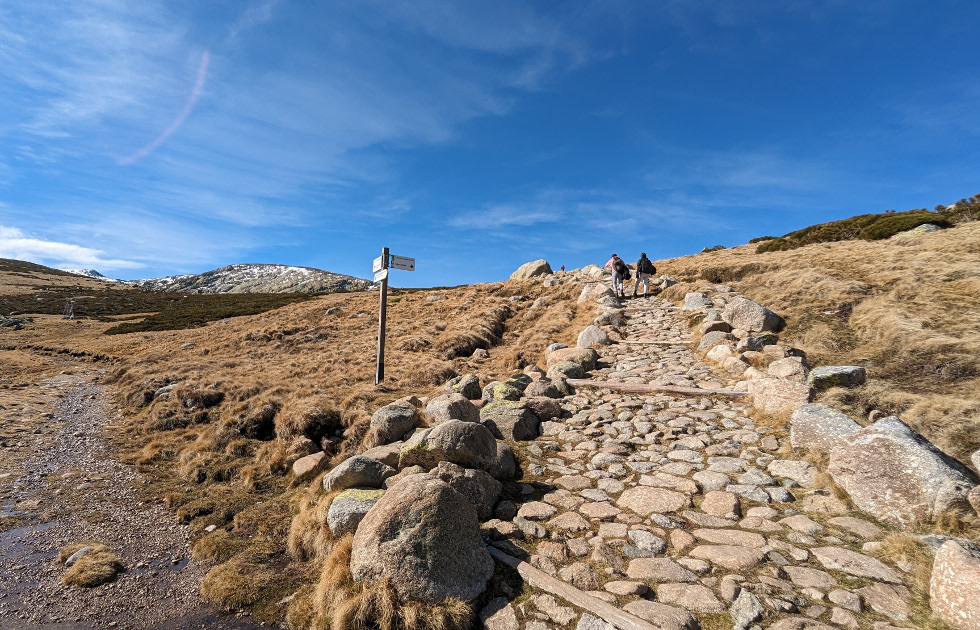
[
  {"x1": 808, "y1": 366, "x2": 867, "y2": 390},
  {"x1": 736, "y1": 334, "x2": 779, "y2": 353},
  {"x1": 723, "y1": 297, "x2": 784, "y2": 333},
  {"x1": 769, "y1": 357, "x2": 810, "y2": 384},
  {"x1": 524, "y1": 397, "x2": 562, "y2": 422},
  {"x1": 370, "y1": 404, "x2": 419, "y2": 445},
  {"x1": 546, "y1": 347, "x2": 599, "y2": 371},
  {"x1": 327, "y1": 488, "x2": 385, "y2": 537},
  {"x1": 745, "y1": 378, "x2": 813, "y2": 414},
  {"x1": 547, "y1": 361, "x2": 586, "y2": 381},
  {"x1": 524, "y1": 379, "x2": 562, "y2": 399},
  {"x1": 510, "y1": 259, "x2": 552, "y2": 280},
  {"x1": 489, "y1": 441, "x2": 518, "y2": 481},
  {"x1": 425, "y1": 394, "x2": 480, "y2": 425},
  {"x1": 790, "y1": 404, "x2": 861, "y2": 451},
  {"x1": 349, "y1": 473, "x2": 494, "y2": 602},
  {"x1": 398, "y1": 420, "x2": 497, "y2": 471},
  {"x1": 578, "y1": 283, "x2": 617, "y2": 304},
  {"x1": 445, "y1": 374, "x2": 482, "y2": 400},
  {"x1": 577, "y1": 325, "x2": 611, "y2": 348},
  {"x1": 481, "y1": 381, "x2": 522, "y2": 403},
  {"x1": 480, "y1": 400, "x2": 540, "y2": 441},
  {"x1": 432, "y1": 461, "x2": 502, "y2": 520},
  {"x1": 323, "y1": 455, "x2": 396, "y2": 492},
  {"x1": 828, "y1": 417, "x2": 979, "y2": 528},
  {"x1": 971, "y1": 449, "x2": 980, "y2": 475},
  {"x1": 930, "y1": 540, "x2": 980, "y2": 630},
  {"x1": 292, "y1": 451, "x2": 328, "y2": 483},
  {"x1": 682, "y1": 293, "x2": 713, "y2": 312},
  {"x1": 698, "y1": 331, "x2": 736, "y2": 352}
]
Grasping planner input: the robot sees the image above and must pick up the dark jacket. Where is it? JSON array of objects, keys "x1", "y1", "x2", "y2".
[{"x1": 636, "y1": 255, "x2": 656, "y2": 275}]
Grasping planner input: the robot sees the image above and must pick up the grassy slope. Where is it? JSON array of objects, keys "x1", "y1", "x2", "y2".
[
  {"x1": 3, "y1": 212, "x2": 979, "y2": 624},
  {"x1": 659, "y1": 220, "x2": 980, "y2": 463},
  {"x1": 0, "y1": 272, "x2": 595, "y2": 622}
]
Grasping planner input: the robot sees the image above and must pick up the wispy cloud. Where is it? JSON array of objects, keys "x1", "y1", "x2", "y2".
[
  {"x1": 118, "y1": 51, "x2": 210, "y2": 165},
  {"x1": 0, "y1": 225, "x2": 142, "y2": 270}
]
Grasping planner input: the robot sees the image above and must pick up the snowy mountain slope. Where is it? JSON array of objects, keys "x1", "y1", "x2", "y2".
[{"x1": 131, "y1": 263, "x2": 373, "y2": 294}]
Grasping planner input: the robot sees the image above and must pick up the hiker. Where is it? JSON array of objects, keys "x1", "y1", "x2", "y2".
[
  {"x1": 604, "y1": 254, "x2": 629, "y2": 298},
  {"x1": 633, "y1": 252, "x2": 657, "y2": 297}
]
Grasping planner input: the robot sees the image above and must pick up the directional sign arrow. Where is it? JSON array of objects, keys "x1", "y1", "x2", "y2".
[{"x1": 390, "y1": 255, "x2": 415, "y2": 271}]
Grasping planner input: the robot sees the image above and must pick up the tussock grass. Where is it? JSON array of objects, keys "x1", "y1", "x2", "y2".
[
  {"x1": 60, "y1": 543, "x2": 124, "y2": 587},
  {"x1": 302, "y1": 535, "x2": 473, "y2": 630}
]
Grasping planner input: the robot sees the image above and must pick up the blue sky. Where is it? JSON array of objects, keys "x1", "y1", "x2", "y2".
[{"x1": 1, "y1": 1, "x2": 978, "y2": 287}]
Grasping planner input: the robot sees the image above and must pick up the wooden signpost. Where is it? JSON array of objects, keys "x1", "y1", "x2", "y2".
[{"x1": 375, "y1": 248, "x2": 415, "y2": 383}]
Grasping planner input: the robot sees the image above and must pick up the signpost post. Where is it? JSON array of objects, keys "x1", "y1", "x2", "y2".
[{"x1": 374, "y1": 247, "x2": 414, "y2": 383}]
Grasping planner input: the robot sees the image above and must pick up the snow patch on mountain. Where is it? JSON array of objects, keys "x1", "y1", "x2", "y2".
[
  {"x1": 63, "y1": 269, "x2": 121, "y2": 282},
  {"x1": 132, "y1": 263, "x2": 372, "y2": 294}
]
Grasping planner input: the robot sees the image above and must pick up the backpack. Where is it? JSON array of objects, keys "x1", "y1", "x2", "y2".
[
  {"x1": 613, "y1": 259, "x2": 630, "y2": 279},
  {"x1": 639, "y1": 257, "x2": 656, "y2": 275}
]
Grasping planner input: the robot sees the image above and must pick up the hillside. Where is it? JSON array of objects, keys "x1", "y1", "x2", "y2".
[
  {"x1": 132, "y1": 263, "x2": 373, "y2": 294},
  {"x1": 1, "y1": 215, "x2": 979, "y2": 630},
  {"x1": 659, "y1": 219, "x2": 980, "y2": 464}
]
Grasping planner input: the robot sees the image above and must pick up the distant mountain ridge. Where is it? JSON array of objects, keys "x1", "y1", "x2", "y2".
[
  {"x1": 130, "y1": 263, "x2": 373, "y2": 294},
  {"x1": 64, "y1": 269, "x2": 120, "y2": 282}
]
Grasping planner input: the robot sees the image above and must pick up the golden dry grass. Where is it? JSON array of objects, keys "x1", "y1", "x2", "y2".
[
  {"x1": 659, "y1": 221, "x2": 980, "y2": 464},
  {"x1": 6, "y1": 222, "x2": 980, "y2": 622},
  {"x1": 1, "y1": 272, "x2": 593, "y2": 622},
  {"x1": 301, "y1": 535, "x2": 472, "y2": 630},
  {"x1": 59, "y1": 542, "x2": 124, "y2": 587}
]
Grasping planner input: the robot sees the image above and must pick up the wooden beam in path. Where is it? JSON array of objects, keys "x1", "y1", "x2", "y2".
[
  {"x1": 565, "y1": 378, "x2": 748, "y2": 398},
  {"x1": 617, "y1": 339, "x2": 691, "y2": 345},
  {"x1": 486, "y1": 545, "x2": 661, "y2": 630}
]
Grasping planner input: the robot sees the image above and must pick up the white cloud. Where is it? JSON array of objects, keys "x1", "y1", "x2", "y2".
[{"x1": 0, "y1": 225, "x2": 142, "y2": 270}]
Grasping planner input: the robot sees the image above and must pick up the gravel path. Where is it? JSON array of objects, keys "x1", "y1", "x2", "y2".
[{"x1": 0, "y1": 374, "x2": 264, "y2": 630}]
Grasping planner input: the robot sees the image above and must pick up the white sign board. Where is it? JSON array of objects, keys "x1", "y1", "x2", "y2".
[
  {"x1": 373, "y1": 268, "x2": 388, "y2": 282},
  {"x1": 372, "y1": 255, "x2": 385, "y2": 273},
  {"x1": 390, "y1": 255, "x2": 415, "y2": 271}
]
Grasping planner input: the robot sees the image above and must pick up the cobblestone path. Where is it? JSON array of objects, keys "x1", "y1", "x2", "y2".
[{"x1": 484, "y1": 295, "x2": 915, "y2": 630}]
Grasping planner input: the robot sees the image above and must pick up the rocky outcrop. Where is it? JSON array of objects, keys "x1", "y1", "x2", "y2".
[
  {"x1": 930, "y1": 540, "x2": 980, "y2": 630},
  {"x1": 789, "y1": 403, "x2": 861, "y2": 450},
  {"x1": 511, "y1": 259, "x2": 553, "y2": 280},
  {"x1": 828, "y1": 417, "x2": 978, "y2": 528},
  {"x1": 349, "y1": 473, "x2": 494, "y2": 602}
]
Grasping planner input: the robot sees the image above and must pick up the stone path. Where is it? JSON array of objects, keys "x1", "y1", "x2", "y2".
[{"x1": 483, "y1": 295, "x2": 916, "y2": 630}]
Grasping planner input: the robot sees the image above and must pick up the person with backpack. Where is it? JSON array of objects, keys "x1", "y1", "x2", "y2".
[
  {"x1": 633, "y1": 252, "x2": 657, "y2": 297},
  {"x1": 604, "y1": 254, "x2": 629, "y2": 298}
]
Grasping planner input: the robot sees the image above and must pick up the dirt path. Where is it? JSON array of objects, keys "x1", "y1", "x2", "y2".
[{"x1": 0, "y1": 368, "x2": 264, "y2": 630}]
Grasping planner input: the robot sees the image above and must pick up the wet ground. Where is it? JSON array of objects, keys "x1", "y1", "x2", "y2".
[{"x1": 0, "y1": 368, "x2": 265, "y2": 630}]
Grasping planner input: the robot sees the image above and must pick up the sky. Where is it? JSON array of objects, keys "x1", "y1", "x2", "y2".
[{"x1": 1, "y1": 1, "x2": 979, "y2": 287}]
